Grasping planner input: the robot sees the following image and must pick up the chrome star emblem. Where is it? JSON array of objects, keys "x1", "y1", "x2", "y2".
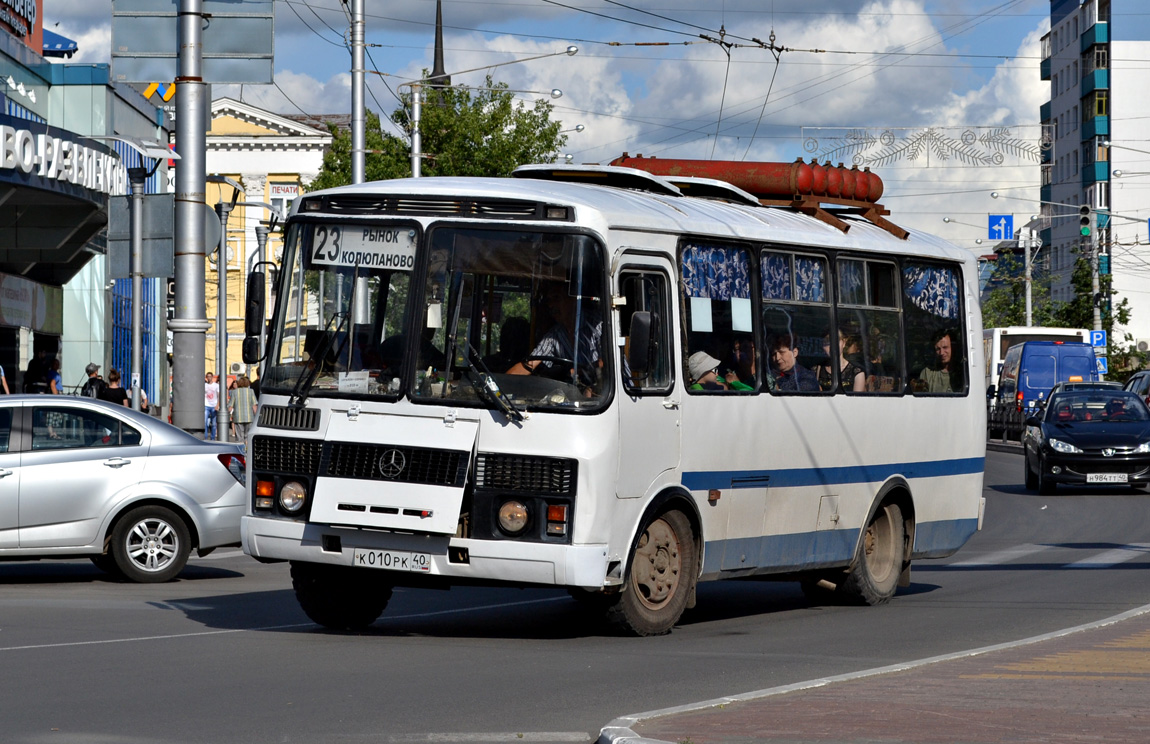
[{"x1": 378, "y1": 449, "x2": 406, "y2": 478}]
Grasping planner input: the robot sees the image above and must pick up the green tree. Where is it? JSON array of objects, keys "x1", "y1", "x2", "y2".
[
  {"x1": 311, "y1": 75, "x2": 567, "y2": 190},
  {"x1": 1053, "y1": 252, "x2": 1146, "y2": 380},
  {"x1": 980, "y1": 251, "x2": 1055, "y2": 328}
]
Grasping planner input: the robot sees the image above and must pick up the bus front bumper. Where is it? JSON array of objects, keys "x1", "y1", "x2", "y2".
[{"x1": 241, "y1": 515, "x2": 611, "y2": 589}]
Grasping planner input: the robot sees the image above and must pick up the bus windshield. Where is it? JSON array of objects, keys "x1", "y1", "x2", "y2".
[
  {"x1": 262, "y1": 221, "x2": 611, "y2": 412},
  {"x1": 411, "y1": 227, "x2": 610, "y2": 411}
]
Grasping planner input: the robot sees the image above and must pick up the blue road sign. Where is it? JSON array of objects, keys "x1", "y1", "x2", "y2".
[
  {"x1": 1097, "y1": 357, "x2": 1109, "y2": 375},
  {"x1": 1090, "y1": 330, "x2": 1107, "y2": 347},
  {"x1": 989, "y1": 215, "x2": 1014, "y2": 241}
]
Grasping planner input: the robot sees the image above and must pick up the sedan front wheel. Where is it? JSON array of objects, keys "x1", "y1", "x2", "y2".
[{"x1": 111, "y1": 505, "x2": 192, "y2": 583}]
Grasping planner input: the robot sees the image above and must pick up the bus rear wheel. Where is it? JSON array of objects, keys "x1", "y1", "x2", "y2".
[
  {"x1": 839, "y1": 503, "x2": 905, "y2": 606},
  {"x1": 291, "y1": 561, "x2": 393, "y2": 630},
  {"x1": 607, "y1": 510, "x2": 696, "y2": 636}
]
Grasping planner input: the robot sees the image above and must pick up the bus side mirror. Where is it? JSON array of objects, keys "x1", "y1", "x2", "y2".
[
  {"x1": 627, "y1": 311, "x2": 652, "y2": 375},
  {"x1": 242, "y1": 336, "x2": 262, "y2": 365},
  {"x1": 245, "y1": 271, "x2": 265, "y2": 337}
]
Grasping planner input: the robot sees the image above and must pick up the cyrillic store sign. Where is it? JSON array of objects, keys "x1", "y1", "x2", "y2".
[{"x1": 0, "y1": 114, "x2": 127, "y2": 200}]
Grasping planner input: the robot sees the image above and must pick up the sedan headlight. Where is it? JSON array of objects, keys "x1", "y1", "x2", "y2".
[
  {"x1": 279, "y1": 481, "x2": 308, "y2": 513},
  {"x1": 1135, "y1": 442, "x2": 1150, "y2": 454},
  {"x1": 1049, "y1": 438, "x2": 1083, "y2": 454}
]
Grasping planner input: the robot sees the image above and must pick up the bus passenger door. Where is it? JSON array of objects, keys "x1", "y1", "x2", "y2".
[{"x1": 615, "y1": 265, "x2": 681, "y2": 498}]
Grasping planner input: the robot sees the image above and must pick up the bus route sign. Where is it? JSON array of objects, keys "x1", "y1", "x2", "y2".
[{"x1": 308, "y1": 224, "x2": 417, "y2": 270}]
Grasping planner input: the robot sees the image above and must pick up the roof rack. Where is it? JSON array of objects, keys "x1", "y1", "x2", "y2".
[
  {"x1": 512, "y1": 164, "x2": 683, "y2": 197},
  {"x1": 609, "y1": 154, "x2": 909, "y2": 240}
]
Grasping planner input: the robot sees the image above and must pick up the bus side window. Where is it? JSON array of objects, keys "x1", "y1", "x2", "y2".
[
  {"x1": 620, "y1": 271, "x2": 672, "y2": 392},
  {"x1": 903, "y1": 262, "x2": 967, "y2": 395},
  {"x1": 680, "y1": 243, "x2": 756, "y2": 393},
  {"x1": 836, "y1": 258, "x2": 902, "y2": 394},
  {"x1": 761, "y1": 250, "x2": 830, "y2": 394}
]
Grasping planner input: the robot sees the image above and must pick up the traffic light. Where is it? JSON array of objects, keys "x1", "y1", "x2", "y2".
[{"x1": 1079, "y1": 204, "x2": 1095, "y2": 237}]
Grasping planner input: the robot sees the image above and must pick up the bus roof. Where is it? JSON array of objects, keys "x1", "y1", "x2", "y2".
[{"x1": 296, "y1": 172, "x2": 973, "y2": 265}]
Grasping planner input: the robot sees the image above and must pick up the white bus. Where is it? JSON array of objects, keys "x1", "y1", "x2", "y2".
[
  {"x1": 240, "y1": 161, "x2": 987, "y2": 635},
  {"x1": 983, "y1": 326, "x2": 1090, "y2": 390}
]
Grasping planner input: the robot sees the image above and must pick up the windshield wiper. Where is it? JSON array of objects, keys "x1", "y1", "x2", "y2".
[
  {"x1": 464, "y1": 343, "x2": 526, "y2": 423},
  {"x1": 290, "y1": 267, "x2": 357, "y2": 408}
]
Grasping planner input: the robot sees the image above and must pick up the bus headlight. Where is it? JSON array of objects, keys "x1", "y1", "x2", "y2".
[
  {"x1": 280, "y1": 481, "x2": 308, "y2": 513},
  {"x1": 498, "y1": 500, "x2": 529, "y2": 534}
]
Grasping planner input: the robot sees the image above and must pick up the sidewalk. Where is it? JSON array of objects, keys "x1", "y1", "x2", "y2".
[{"x1": 600, "y1": 604, "x2": 1150, "y2": 744}]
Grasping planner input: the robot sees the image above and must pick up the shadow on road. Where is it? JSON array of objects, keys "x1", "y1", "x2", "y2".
[{"x1": 0, "y1": 559, "x2": 245, "y2": 585}]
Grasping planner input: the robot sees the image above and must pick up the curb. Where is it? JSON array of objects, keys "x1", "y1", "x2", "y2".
[
  {"x1": 595, "y1": 602, "x2": 1150, "y2": 744},
  {"x1": 986, "y1": 439, "x2": 1023, "y2": 454}
]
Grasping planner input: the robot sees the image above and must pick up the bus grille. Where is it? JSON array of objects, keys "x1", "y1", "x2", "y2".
[
  {"x1": 323, "y1": 194, "x2": 545, "y2": 219},
  {"x1": 258, "y1": 405, "x2": 320, "y2": 431},
  {"x1": 328, "y1": 442, "x2": 469, "y2": 487},
  {"x1": 475, "y1": 454, "x2": 577, "y2": 495},
  {"x1": 252, "y1": 437, "x2": 323, "y2": 475}
]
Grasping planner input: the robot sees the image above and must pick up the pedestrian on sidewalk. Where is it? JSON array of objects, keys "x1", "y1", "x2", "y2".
[
  {"x1": 204, "y1": 372, "x2": 220, "y2": 440},
  {"x1": 80, "y1": 363, "x2": 107, "y2": 399},
  {"x1": 229, "y1": 376, "x2": 257, "y2": 443}
]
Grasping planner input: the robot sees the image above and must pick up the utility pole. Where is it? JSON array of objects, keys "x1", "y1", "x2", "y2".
[
  {"x1": 172, "y1": 0, "x2": 209, "y2": 436},
  {"x1": 350, "y1": 0, "x2": 365, "y2": 185},
  {"x1": 1022, "y1": 226, "x2": 1032, "y2": 327}
]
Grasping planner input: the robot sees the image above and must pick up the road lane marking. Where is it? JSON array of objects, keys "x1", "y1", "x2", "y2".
[
  {"x1": 0, "y1": 623, "x2": 314, "y2": 653},
  {"x1": 0, "y1": 597, "x2": 570, "y2": 653},
  {"x1": 388, "y1": 734, "x2": 590, "y2": 742},
  {"x1": 597, "y1": 601, "x2": 1150, "y2": 744},
  {"x1": 1066, "y1": 543, "x2": 1150, "y2": 568},
  {"x1": 945, "y1": 543, "x2": 1051, "y2": 566}
]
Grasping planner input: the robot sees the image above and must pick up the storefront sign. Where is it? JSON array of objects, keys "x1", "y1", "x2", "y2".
[
  {"x1": 0, "y1": 0, "x2": 42, "y2": 55},
  {"x1": 269, "y1": 182, "x2": 299, "y2": 199},
  {"x1": 0, "y1": 117, "x2": 127, "y2": 198}
]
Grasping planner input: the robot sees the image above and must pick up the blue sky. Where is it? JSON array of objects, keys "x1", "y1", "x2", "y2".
[{"x1": 49, "y1": 0, "x2": 1053, "y2": 248}]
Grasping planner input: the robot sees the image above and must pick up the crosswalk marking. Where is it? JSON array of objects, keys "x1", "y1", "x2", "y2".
[
  {"x1": 943, "y1": 542, "x2": 1150, "y2": 569},
  {"x1": 1066, "y1": 543, "x2": 1150, "y2": 568}
]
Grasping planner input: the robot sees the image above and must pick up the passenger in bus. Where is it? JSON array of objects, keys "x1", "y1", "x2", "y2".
[
  {"x1": 918, "y1": 328, "x2": 962, "y2": 393},
  {"x1": 507, "y1": 282, "x2": 603, "y2": 390},
  {"x1": 687, "y1": 351, "x2": 753, "y2": 391},
  {"x1": 769, "y1": 333, "x2": 820, "y2": 392},
  {"x1": 816, "y1": 326, "x2": 865, "y2": 393},
  {"x1": 724, "y1": 338, "x2": 758, "y2": 389}
]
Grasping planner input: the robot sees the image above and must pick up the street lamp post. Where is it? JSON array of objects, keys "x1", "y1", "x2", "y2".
[
  {"x1": 85, "y1": 136, "x2": 181, "y2": 413},
  {"x1": 206, "y1": 175, "x2": 243, "y2": 441}
]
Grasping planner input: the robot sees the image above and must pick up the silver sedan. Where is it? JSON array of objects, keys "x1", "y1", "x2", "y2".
[{"x1": 0, "y1": 395, "x2": 246, "y2": 582}]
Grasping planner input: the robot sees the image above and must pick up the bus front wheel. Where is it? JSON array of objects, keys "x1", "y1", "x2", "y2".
[
  {"x1": 839, "y1": 503, "x2": 905, "y2": 606},
  {"x1": 291, "y1": 561, "x2": 393, "y2": 630},
  {"x1": 608, "y1": 510, "x2": 696, "y2": 636}
]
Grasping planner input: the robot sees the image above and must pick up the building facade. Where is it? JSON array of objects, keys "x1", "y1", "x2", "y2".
[
  {"x1": 204, "y1": 97, "x2": 332, "y2": 382},
  {"x1": 0, "y1": 1, "x2": 169, "y2": 397},
  {"x1": 1041, "y1": 0, "x2": 1150, "y2": 345}
]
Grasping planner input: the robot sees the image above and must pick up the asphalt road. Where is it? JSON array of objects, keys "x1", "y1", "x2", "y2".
[{"x1": 2, "y1": 449, "x2": 1150, "y2": 744}]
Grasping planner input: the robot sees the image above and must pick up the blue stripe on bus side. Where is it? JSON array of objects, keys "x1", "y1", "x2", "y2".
[
  {"x1": 701, "y1": 517, "x2": 981, "y2": 576},
  {"x1": 682, "y1": 456, "x2": 985, "y2": 491}
]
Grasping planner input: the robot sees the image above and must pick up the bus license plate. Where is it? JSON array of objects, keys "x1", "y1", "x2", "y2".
[
  {"x1": 353, "y1": 548, "x2": 431, "y2": 572},
  {"x1": 1087, "y1": 473, "x2": 1128, "y2": 484}
]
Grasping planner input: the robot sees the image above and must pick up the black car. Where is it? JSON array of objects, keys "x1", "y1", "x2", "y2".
[{"x1": 1023, "y1": 390, "x2": 1150, "y2": 494}]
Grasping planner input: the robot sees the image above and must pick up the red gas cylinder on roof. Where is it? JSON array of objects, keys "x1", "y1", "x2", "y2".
[{"x1": 609, "y1": 154, "x2": 884, "y2": 203}]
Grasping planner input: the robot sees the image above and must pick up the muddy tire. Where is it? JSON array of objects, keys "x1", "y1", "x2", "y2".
[
  {"x1": 291, "y1": 561, "x2": 393, "y2": 630},
  {"x1": 607, "y1": 509, "x2": 696, "y2": 636},
  {"x1": 839, "y1": 503, "x2": 905, "y2": 606}
]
